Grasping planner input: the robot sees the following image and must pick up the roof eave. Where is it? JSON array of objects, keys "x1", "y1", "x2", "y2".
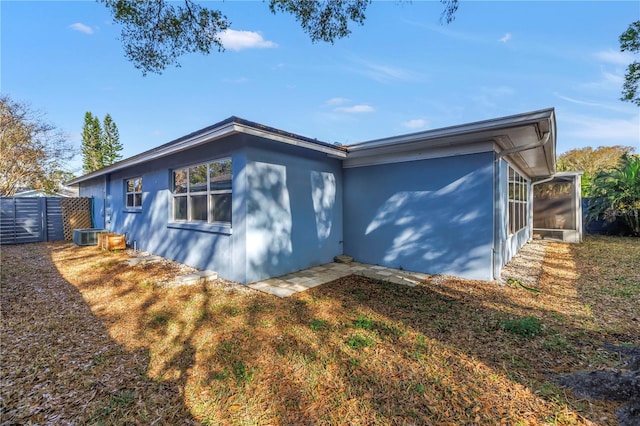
[
  {"x1": 67, "y1": 121, "x2": 238, "y2": 185},
  {"x1": 68, "y1": 118, "x2": 345, "y2": 186},
  {"x1": 499, "y1": 108, "x2": 557, "y2": 178},
  {"x1": 234, "y1": 123, "x2": 347, "y2": 158},
  {"x1": 344, "y1": 108, "x2": 557, "y2": 178},
  {"x1": 347, "y1": 108, "x2": 555, "y2": 152}
]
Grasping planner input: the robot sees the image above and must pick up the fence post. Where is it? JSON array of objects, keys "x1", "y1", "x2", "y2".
[
  {"x1": 40, "y1": 197, "x2": 48, "y2": 242},
  {"x1": 12, "y1": 198, "x2": 18, "y2": 244}
]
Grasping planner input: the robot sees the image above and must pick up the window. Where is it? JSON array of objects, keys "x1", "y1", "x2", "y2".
[
  {"x1": 508, "y1": 166, "x2": 528, "y2": 234},
  {"x1": 171, "y1": 158, "x2": 232, "y2": 225},
  {"x1": 125, "y1": 177, "x2": 142, "y2": 209}
]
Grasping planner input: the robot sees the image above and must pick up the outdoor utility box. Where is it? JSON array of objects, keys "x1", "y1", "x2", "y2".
[
  {"x1": 98, "y1": 233, "x2": 126, "y2": 251},
  {"x1": 73, "y1": 228, "x2": 106, "y2": 246}
]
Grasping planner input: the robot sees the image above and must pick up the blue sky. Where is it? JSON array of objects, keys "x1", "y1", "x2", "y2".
[{"x1": 2, "y1": 1, "x2": 639, "y2": 175}]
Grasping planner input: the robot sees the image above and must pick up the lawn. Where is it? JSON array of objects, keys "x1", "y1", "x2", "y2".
[{"x1": 1, "y1": 236, "x2": 638, "y2": 425}]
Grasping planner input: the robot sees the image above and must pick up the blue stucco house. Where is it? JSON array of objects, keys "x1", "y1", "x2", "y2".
[{"x1": 69, "y1": 108, "x2": 556, "y2": 284}]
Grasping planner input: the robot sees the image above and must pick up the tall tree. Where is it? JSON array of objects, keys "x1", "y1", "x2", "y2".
[
  {"x1": 101, "y1": 0, "x2": 459, "y2": 75},
  {"x1": 81, "y1": 112, "x2": 103, "y2": 173},
  {"x1": 81, "y1": 112, "x2": 123, "y2": 173},
  {"x1": 620, "y1": 21, "x2": 640, "y2": 106},
  {"x1": 102, "y1": 114, "x2": 123, "y2": 165},
  {"x1": 557, "y1": 145, "x2": 637, "y2": 196},
  {"x1": 0, "y1": 95, "x2": 74, "y2": 196}
]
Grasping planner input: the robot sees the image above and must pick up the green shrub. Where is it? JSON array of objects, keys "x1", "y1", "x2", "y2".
[
  {"x1": 346, "y1": 333, "x2": 374, "y2": 349},
  {"x1": 309, "y1": 318, "x2": 327, "y2": 331},
  {"x1": 232, "y1": 360, "x2": 253, "y2": 383},
  {"x1": 147, "y1": 310, "x2": 171, "y2": 327},
  {"x1": 501, "y1": 316, "x2": 542, "y2": 337},
  {"x1": 587, "y1": 154, "x2": 640, "y2": 236},
  {"x1": 353, "y1": 315, "x2": 374, "y2": 330},
  {"x1": 542, "y1": 334, "x2": 569, "y2": 351}
]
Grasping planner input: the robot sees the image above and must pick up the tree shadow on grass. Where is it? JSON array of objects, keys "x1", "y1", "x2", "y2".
[
  {"x1": 303, "y1": 242, "x2": 628, "y2": 425},
  {"x1": 0, "y1": 242, "x2": 197, "y2": 425},
  {"x1": 19, "y1": 239, "x2": 633, "y2": 425}
]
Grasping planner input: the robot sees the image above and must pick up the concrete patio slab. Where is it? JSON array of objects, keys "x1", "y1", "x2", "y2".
[{"x1": 247, "y1": 261, "x2": 428, "y2": 298}]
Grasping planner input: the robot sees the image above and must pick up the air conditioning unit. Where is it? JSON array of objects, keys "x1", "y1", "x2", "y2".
[{"x1": 73, "y1": 228, "x2": 107, "y2": 246}]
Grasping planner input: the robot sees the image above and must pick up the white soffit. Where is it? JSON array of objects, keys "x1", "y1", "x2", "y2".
[{"x1": 344, "y1": 108, "x2": 556, "y2": 177}]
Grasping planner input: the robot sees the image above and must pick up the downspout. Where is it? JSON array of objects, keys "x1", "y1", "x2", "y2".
[
  {"x1": 491, "y1": 153, "x2": 499, "y2": 280},
  {"x1": 90, "y1": 197, "x2": 96, "y2": 228},
  {"x1": 104, "y1": 174, "x2": 110, "y2": 230},
  {"x1": 495, "y1": 131, "x2": 551, "y2": 160},
  {"x1": 531, "y1": 175, "x2": 556, "y2": 187}
]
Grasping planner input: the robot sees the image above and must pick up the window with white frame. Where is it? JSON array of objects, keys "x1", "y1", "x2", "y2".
[
  {"x1": 171, "y1": 158, "x2": 232, "y2": 225},
  {"x1": 508, "y1": 166, "x2": 528, "y2": 234},
  {"x1": 125, "y1": 177, "x2": 142, "y2": 209}
]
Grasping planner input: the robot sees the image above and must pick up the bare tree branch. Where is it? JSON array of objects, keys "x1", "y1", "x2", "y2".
[
  {"x1": 101, "y1": 0, "x2": 459, "y2": 75},
  {"x1": 0, "y1": 95, "x2": 75, "y2": 196}
]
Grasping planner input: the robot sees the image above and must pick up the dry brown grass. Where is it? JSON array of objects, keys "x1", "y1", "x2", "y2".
[{"x1": 1, "y1": 235, "x2": 638, "y2": 425}]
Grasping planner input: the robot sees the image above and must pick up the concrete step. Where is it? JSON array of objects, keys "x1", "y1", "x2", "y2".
[
  {"x1": 173, "y1": 270, "x2": 218, "y2": 286},
  {"x1": 334, "y1": 255, "x2": 353, "y2": 264},
  {"x1": 125, "y1": 255, "x2": 163, "y2": 266}
]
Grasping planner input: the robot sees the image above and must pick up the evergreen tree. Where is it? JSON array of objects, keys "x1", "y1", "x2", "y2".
[
  {"x1": 102, "y1": 114, "x2": 123, "y2": 165},
  {"x1": 81, "y1": 112, "x2": 123, "y2": 173},
  {"x1": 81, "y1": 112, "x2": 102, "y2": 173}
]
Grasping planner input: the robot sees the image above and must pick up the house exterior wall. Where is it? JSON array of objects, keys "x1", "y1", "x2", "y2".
[
  {"x1": 81, "y1": 135, "x2": 247, "y2": 282},
  {"x1": 77, "y1": 134, "x2": 343, "y2": 284},
  {"x1": 343, "y1": 152, "x2": 496, "y2": 280},
  {"x1": 244, "y1": 140, "x2": 343, "y2": 283},
  {"x1": 72, "y1": 112, "x2": 557, "y2": 287}
]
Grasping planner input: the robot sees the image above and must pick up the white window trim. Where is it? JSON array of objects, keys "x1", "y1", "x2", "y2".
[
  {"x1": 125, "y1": 177, "x2": 142, "y2": 210},
  {"x1": 171, "y1": 158, "x2": 232, "y2": 226},
  {"x1": 508, "y1": 165, "x2": 529, "y2": 235}
]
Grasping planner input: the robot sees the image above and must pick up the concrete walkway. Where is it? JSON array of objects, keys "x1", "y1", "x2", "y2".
[{"x1": 247, "y1": 262, "x2": 430, "y2": 298}]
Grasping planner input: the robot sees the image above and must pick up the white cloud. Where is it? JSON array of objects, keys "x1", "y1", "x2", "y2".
[
  {"x1": 554, "y1": 93, "x2": 606, "y2": 107},
  {"x1": 366, "y1": 63, "x2": 412, "y2": 80},
  {"x1": 594, "y1": 49, "x2": 633, "y2": 66},
  {"x1": 325, "y1": 97, "x2": 350, "y2": 106},
  {"x1": 415, "y1": 21, "x2": 480, "y2": 43},
  {"x1": 219, "y1": 29, "x2": 277, "y2": 51},
  {"x1": 499, "y1": 33, "x2": 512, "y2": 43},
  {"x1": 554, "y1": 92, "x2": 634, "y2": 113},
  {"x1": 562, "y1": 113, "x2": 640, "y2": 144},
  {"x1": 580, "y1": 69, "x2": 625, "y2": 92},
  {"x1": 472, "y1": 85, "x2": 515, "y2": 108},
  {"x1": 354, "y1": 60, "x2": 424, "y2": 82},
  {"x1": 69, "y1": 22, "x2": 94, "y2": 35},
  {"x1": 402, "y1": 119, "x2": 427, "y2": 129},
  {"x1": 335, "y1": 104, "x2": 375, "y2": 113}
]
